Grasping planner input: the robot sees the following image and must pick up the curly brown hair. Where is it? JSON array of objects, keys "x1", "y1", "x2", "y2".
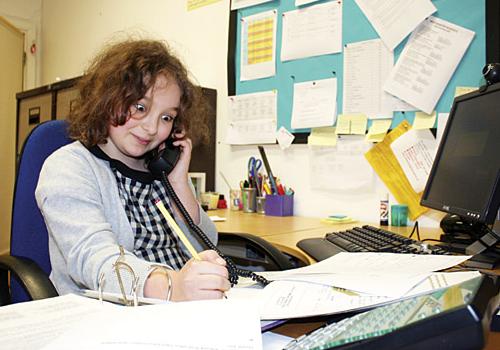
[{"x1": 68, "y1": 39, "x2": 210, "y2": 147}]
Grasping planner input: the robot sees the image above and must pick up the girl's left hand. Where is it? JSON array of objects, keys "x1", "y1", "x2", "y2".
[{"x1": 167, "y1": 129, "x2": 192, "y2": 184}]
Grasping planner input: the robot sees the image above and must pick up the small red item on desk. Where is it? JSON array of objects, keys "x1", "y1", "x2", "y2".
[{"x1": 217, "y1": 194, "x2": 227, "y2": 209}]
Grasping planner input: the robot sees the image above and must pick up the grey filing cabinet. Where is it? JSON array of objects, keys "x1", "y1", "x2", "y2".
[
  {"x1": 16, "y1": 77, "x2": 217, "y2": 191},
  {"x1": 16, "y1": 77, "x2": 79, "y2": 157}
]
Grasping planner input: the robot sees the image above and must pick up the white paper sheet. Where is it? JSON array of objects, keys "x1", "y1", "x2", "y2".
[
  {"x1": 390, "y1": 128, "x2": 438, "y2": 193},
  {"x1": 240, "y1": 10, "x2": 277, "y2": 81},
  {"x1": 309, "y1": 136, "x2": 373, "y2": 191},
  {"x1": 253, "y1": 270, "x2": 479, "y2": 320},
  {"x1": 291, "y1": 77, "x2": 337, "y2": 129},
  {"x1": 384, "y1": 16, "x2": 475, "y2": 114},
  {"x1": 45, "y1": 299, "x2": 262, "y2": 350},
  {"x1": 276, "y1": 126, "x2": 295, "y2": 149},
  {"x1": 343, "y1": 39, "x2": 416, "y2": 114},
  {"x1": 226, "y1": 90, "x2": 277, "y2": 144},
  {"x1": 260, "y1": 271, "x2": 429, "y2": 298},
  {"x1": 295, "y1": 0, "x2": 321, "y2": 6},
  {"x1": 231, "y1": 0, "x2": 273, "y2": 10},
  {"x1": 261, "y1": 252, "x2": 470, "y2": 276},
  {"x1": 355, "y1": 0, "x2": 436, "y2": 50},
  {"x1": 0, "y1": 294, "x2": 116, "y2": 350},
  {"x1": 281, "y1": 1, "x2": 342, "y2": 61}
]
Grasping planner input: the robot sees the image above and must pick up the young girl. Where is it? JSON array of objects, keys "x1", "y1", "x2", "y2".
[{"x1": 35, "y1": 39, "x2": 230, "y2": 301}]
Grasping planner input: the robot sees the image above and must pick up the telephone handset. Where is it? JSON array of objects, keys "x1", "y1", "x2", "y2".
[
  {"x1": 145, "y1": 138, "x2": 269, "y2": 287},
  {"x1": 145, "y1": 137, "x2": 181, "y2": 177}
]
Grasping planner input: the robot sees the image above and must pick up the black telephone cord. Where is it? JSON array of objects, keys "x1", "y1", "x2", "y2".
[{"x1": 160, "y1": 172, "x2": 270, "y2": 287}]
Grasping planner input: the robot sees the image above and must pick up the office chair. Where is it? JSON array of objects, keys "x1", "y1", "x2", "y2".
[
  {"x1": 0, "y1": 120, "x2": 293, "y2": 305},
  {"x1": 0, "y1": 120, "x2": 71, "y2": 305}
]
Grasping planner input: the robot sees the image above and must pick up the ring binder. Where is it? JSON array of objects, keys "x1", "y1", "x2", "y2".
[{"x1": 112, "y1": 246, "x2": 140, "y2": 307}]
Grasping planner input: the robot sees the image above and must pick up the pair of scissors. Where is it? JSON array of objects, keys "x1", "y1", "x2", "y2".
[{"x1": 247, "y1": 157, "x2": 262, "y2": 182}]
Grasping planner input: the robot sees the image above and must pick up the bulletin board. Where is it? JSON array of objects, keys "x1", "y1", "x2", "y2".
[{"x1": 227, "y1": 0, "x2": 496, "y2": 143}]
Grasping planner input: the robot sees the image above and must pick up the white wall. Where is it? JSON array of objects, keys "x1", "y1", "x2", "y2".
[{"x1": 40, "y1": 0, "x2": 443, "y2": 227}]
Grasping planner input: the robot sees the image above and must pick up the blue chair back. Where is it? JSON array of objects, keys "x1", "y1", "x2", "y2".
[{"x1": 10, "y1": 120, "x2": 72, "y2": 303}]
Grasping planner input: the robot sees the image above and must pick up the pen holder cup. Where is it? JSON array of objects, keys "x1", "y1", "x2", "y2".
[
  {"x1": 264, "y1": 194, "x2": 294, "y2": 216},
  {"x1": 242, "y1": 188, "x2": 257, "y2": 213}
]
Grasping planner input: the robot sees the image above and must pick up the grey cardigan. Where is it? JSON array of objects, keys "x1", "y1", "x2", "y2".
[{"x1": 35, "y1": 141, "x2": 217, "y2": 297}]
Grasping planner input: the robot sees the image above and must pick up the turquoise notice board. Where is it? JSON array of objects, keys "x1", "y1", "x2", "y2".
[{"x1": 230, "y1": 0, "x2": 486, "y2": 136}]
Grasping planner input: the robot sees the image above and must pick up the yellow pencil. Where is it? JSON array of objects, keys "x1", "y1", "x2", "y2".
[{"x1": 155, "y1": 200, "x2": 201, "y2": 260}]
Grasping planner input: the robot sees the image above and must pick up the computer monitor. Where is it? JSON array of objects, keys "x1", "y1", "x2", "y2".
[
  {"x1": 420, "y1": 83, "x2": 500, "y2": 262},
  {"x1": 421, "y1": 84, "x2": 500, "y2": 227}
]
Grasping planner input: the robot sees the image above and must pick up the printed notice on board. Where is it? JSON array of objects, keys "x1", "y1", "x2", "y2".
[
  {"x1": 231, "y1": 0, "x2": 273, "y2": 10},
  {"x1": 343, "y1": 39, "x2": 415, "y2": 117},
  {"x1": 226, "y1": 90, "x2": 277, "y2": 144},
  {"x1": 390, "y1": 129, "x2": 438, "y2": 193},
  {"x1": 240, "y1": 10, "x2": 277, "y2": 81},
  {"x1": 281, "y1": 1, "x2": 342, "y2": 62},
  {"x1": 355, "y1": 0, "x2": 436, "y2": 50},
  {"x1": 291, "y1": 78, "x2": 337, "y2": 129},
  {"x1": 384, "y1": 16, "x2": 475, "y2": 114}
]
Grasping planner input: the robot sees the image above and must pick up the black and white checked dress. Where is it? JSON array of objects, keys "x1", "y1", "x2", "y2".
[{"x1": 90, "y1": 146, "x2": 190, "y2": 270}]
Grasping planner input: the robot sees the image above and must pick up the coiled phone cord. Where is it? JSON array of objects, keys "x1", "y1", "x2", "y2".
[{"x1": 160, "y1": 172, "x2": 270, "y2": 287}]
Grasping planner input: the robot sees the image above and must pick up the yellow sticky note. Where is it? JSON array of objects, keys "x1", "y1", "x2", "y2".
[
  {"x1": 335, "y1": 114, "x2": 367, "y2": 134},
  {"x1": 454, "y1": 86, "x2": 477, "y2": 97},
  {"x1": 350, "y1": 115, "x2": 368, "y2": 135},
  {"x1": 413, "y1": 111, "x2": 436, "y2": 129},
  {"x1": 365, "y1": 119, "x2": 391, "y2": 142},
  {"x1": 308, "y1": 127, "x2": 337, "y2": 146},
  {"x1": 335, "y1": 114, "x2": 351, "y2": 134}
]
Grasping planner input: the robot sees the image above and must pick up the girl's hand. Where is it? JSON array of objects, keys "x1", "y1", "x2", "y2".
[
  {"x1": 167, "y1": 129, "x2": 192, "y2": 185},
  {"x1": 171, "y1": 250, "x2": 230, "y2": 301}
]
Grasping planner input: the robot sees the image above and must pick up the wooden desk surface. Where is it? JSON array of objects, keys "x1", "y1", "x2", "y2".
[{"x1": 212, "y1": 209, "x2": 500, "y2": 348}]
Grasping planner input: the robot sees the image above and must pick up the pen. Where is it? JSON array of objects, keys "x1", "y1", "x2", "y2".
[{"x1": 258, "y1": 146, "x2": 278, "y2": 195}]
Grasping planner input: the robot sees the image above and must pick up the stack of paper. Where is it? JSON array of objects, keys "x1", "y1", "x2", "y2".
[{"x1": 228, "y1": 252, "x2": 477, "y2": 320}]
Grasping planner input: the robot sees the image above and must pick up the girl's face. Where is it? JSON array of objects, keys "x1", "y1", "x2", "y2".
[{"x1": 101, "y1": 75, "x2": 181, "y2": 170}]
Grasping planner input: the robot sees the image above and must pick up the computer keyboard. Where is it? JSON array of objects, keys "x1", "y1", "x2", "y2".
[{"x1": 297, "y1": 225, "x2": 450, "y2": 262}]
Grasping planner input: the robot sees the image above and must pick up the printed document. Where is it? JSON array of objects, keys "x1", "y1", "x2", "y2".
[
  {"x1": 253, "y1": 270, "x2": 479, "y2": 319},
  {"x1": 384, "y1": 16, "x2": 475, "y2": 114},
  {"x1": 259, "y1": 252, "x2": 470, "y2": 297},
  {"x1": 281, "y1": 1, "x2": 342, "y2": 61},
  {"x1": 226, "y1": 90, "x2": 277, "y2": 144},
  {"x1": 44, "y1": 299, "x2": 262, "y2": 349},
  {"x1": 355, "y1": 0, "x2": 436, "y2": 50},
  {"x1": 309, "y1": 136, "x2": 373, "y2": 191},
  {"x1": 0, "y1": 294, "x2": 116, "y2": 350},
  {"x1": 231, "y1": 0, "x2": 272, "y2": 10},
  {"x1": 291, "y1": 77, "x2": 337, "y2": 129},
  {"x1": 390, "y1": 129, "x2": 438, "y2": 193},
  {"x1": 240, "y1": 10, "x2": 277, "y2": 81},
  {"x1": 343, "y1": 39, "x2": 414, "y2": 115}
]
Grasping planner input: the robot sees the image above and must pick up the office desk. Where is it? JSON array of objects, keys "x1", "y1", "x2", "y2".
[{"x1": 212, "y1": 209, "x2": 500, "y2": 349}]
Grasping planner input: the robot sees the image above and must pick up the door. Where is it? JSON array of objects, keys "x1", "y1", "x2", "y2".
[{"x1": 0, "y1": 16, "x2": 24, "y2": 255}]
